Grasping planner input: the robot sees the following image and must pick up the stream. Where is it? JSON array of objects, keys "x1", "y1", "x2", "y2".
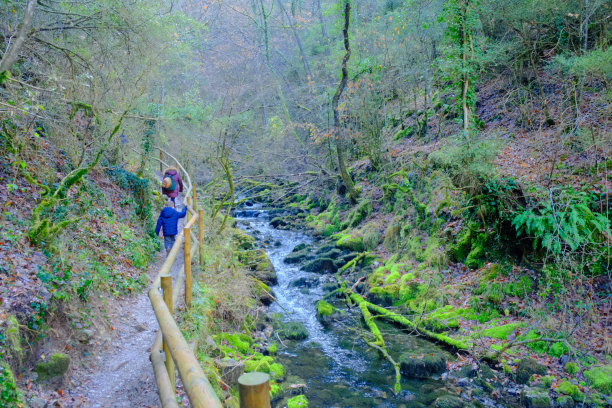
[{"x1": 236, "y1": 206, "x2": 460, "y2": 408}]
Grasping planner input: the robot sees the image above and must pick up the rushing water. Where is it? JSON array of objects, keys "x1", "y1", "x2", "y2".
[{"x1": 236, "y1": 207, "x2": 453, "y2": 408}]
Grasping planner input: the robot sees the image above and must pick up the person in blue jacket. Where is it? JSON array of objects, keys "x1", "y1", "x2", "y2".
[{"x1": 155, "y1": 199, "x2": 187, "y2": 254}]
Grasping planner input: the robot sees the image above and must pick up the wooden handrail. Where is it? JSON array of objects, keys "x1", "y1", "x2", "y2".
[{"x1": 149, "y1": 148, "x2": 222, "y2": 408}]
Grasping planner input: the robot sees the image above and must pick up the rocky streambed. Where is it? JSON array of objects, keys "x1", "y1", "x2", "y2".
[{"x1": 232, "y1": 204, "x2": 551, "y2": 408}]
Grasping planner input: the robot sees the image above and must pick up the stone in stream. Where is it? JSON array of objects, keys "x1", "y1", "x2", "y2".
[
  {"x1": 289, "y1": 277, "x2": 319, "y2": 288},
  {"x1": 516, "y1": 358, "x2": 547, "y2": 385},
  {"x1": 283, "y1": 249, "x2": 311, "y2": 264},
  {"x1": 291, "y1": 243, "x2": 308, "y2": 253},
  {"x1": 399, "y1": 352, "x2": 447, "y2": 378},
  {"x1": 521, "y1": 387, "x2": 552, "y2": 408},
  {"x1": 302, "y1": 257, "x2": 337, "y2": 273},
  {"x1": 280, "y1": 322, "x2": 309, "y2": 340},
  {"x1": 434, "y1": 395, "x2": 466, "y2": 408},
  {"x1": 270, "y1": 216, "x2": 289, "y2": 228},
  {"x1": 316, "y1": 248, "x2": 342, "y2": 260}
]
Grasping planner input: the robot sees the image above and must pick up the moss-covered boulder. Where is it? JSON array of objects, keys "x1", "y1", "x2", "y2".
[
  {"x1": 557, "y1": 380, "x2": 582, "y2": 399},
  {"x1": 315, "y1": 300, "x2": 343, "y2": 325},
  {"x1": 584, "y1": 364, "x2": 612, "y2": 394},
  {"x1": 284, "y1": 250, "x2": 311, "y2": 264},
  {"x1": 399, "y1": 352, "x2": 447, "y2": 378},
  {"x1": 233, "y1": 229, "x2": 256, "y2": 250},
  {"x1": 270, "y1": 383, "x2": 284, "y2": 402},
  {"x1": 335, "y1": 233, "x2": 364, "y2": 252},
  {"x1": 238, "y1": 249, "x2": 278, "y2": 285},
  {"x1": 35, "y1": 353, "x2": 70, "y2": 381},
  {"x1": 516, "y1": 358, "x2": 547, "y2": 385},
  {"x1": 288, "y1": 394, "x2": 308, "y2": 408},
  {"x1": 280, "y1": 322, "x2": 309, "y2": 340},
  {"x1": 434, "y1": 395, "x2": 465, "y2": 408},
  {"x1": 556, "y1": 395, "x2": 575, "y2": 408},
  {"x1": 521, "y1": 387, "x2": 552, "y2": 408},
  {"x1": 302, "y1": 257, "x2": 337, "y2": 273},
  {"x1": 270, "y1": 217, "x2": 290, "y2": 229}
]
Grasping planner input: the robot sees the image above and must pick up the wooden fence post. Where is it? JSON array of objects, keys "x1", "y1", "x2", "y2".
[
  {"x1": 198, "y1": 209, "x2": 204, "y2": 266},
  {"x1": 161, "y1": 275, "x2": 175, "y2": 392},
  {"x1": 184, "y1": 227, "x2": 191, "y2": 308},
  {"x1": 159, "y1": 150, "x2": 163, "y2": 174},
  {"x1": 238, "y1": 372, "x2": 271, "y2": 408},
  {"x1": 186, "y1": 196, "x2": 191, "y2": 207},
  {"x1": 192, "y1": 184, "x2": 197, "y2": 211}
]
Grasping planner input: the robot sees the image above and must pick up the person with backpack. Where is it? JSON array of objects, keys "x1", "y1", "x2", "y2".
[
  {"x1": 161, "y1": 167, "x2": 184, "y2": 203},
  {"x1": 155, "y1": 199, "x2": 187, "y2": 254}
]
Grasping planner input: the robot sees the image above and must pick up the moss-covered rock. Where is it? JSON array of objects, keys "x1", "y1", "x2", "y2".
[
  {"x1": 287, "y1": 394, "x2": 308, "y2": 408},
  {"x1": 564, "y1": 362, "x2": 578, "y2": 375},
  {"x1": 315, "y1": 300, "x2": 343, "y2": 325},
  {"x1": 244, "y1": 359, "x2": 271, "y2": 373},
  {"x1": 547, "y1": 342, "x2": 568, "y2": 358},
  {"x1": 434, "y1": 395, "x2": 465, "y2": 408},
  {"x1": 233, "y1": 229, "x2": 256, "y2": 250},
  {"x1": 284, "y1": 250, "x2": 311, "y2": 264},
  {"x1": 516, "y1": 358, "x2": 546, "y2": 385},
  {"x1": 302, "y1": 257, "x2": 337, "y2": 273},
  {"x1": 556, "y1": 395, "x2": 575, "y2": 408},
  {"x1": 335, "y1": 233, "x2": 364, "y2": 252},
  {"x1": 269, "y1": 363, "x2": 285, "y2": 379},
  {"x1": 270, "y1": 217, "x2": 289, "y2": 228},
  {"x1": 238, "y1": 249, "x2": 278, "y2": 285},
  {"x1": 399, "y1": 352, "x2": 447, "y2": 378},
  {"x1": 521, "y1": 387, "x2": 552, "y2": 408},
  {"x1": 281, "y1": 322, "x2": 309, "y2": 340},
  {"x1": 584, "y1": 364, "x2": 612, "y2": 394},
  {"x1": 270, "y1": 383, "x2": 284, "y2": 402},
  {"x1": 35, "y1": 353, "x2": 70, "y2": 381},
  {"x1": 557, "y1": 380, "x2": 580, "y2": 398}
]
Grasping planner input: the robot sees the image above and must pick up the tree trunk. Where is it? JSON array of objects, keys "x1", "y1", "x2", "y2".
[
  {"x1": 276, "y1": 0, "x2": 312, "y2": 79},
  {"x1": 0, "y1": 0, "x2": 38, "y2": 73},
  {"x1": 332, "y1": 0, "x2": 358, "y2": 204}
]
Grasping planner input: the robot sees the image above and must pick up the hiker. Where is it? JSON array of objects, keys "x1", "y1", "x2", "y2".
[
  {"x1": 155, "y1": 199, "x2": 187, "y2": 254},
  {"x1": 161, "y1": 167, "x2": 184, "y2": 203}
]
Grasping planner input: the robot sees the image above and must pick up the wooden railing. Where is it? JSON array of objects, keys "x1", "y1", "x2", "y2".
[
  {"x1": 149, "y1": 148, "x2": 271, "y2": 408},
  {"x1": 149, "y1": 148, "x2": 222, "y2": 408}
]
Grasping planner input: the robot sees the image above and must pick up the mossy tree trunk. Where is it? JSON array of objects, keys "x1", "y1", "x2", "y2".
[{"x1": 332, "y1": 0, "x2": 359, "y2": 204}]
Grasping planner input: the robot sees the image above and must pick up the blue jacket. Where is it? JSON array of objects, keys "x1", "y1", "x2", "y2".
[{"x1": 155, "y1": 206, "x2": 187, "y2": 237}]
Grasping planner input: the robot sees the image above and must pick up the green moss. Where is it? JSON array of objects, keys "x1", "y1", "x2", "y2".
[
  {"x1": 267, "y1": 343, "x2": 278, "y2": 355},
  {"x1": 483, "y1": 282, "x2": 505, "y2": 304},
  {"x1": 465, "y1": 241, "x2": 485, "y2": 269},
  {"x1": 558, "y1": 380, "x2": 581, "y2": 397},
  {"x1": 541, "y1": 376, "x2": 554, "y2": 388},
  {"x1": 565, "y1": 362, "x2": 579, "y2": 375},
  {"x1": 502, "y1": 360, "x2": 513, "y2": 375},
  {"x1": 584, "y1": 364, "x2": 612, "y2": 394},
  {"x1": 6, "y1": 315, "x2": 22, "y2": 358},
  {"x1": 336, "y1": 233, "x2": 364, "y2": 252},
  {"x1": 0, "y1": 362, "x2": 24, "y2": 407},
  {"x1": 316, "y1": 300, "x2": 334, "y2": 317},
  {"x1": 548, "y1": 342, "x2": 569, "y2": 358},
  {"x1": 521, "y1": 330, "x2": 547, "y2": 354},
  {"x1": 243, "y1": 359, "x2": 271, "y2": 373},
  {"x1": 35, "y1": 353, "x2": 70, "y2": 381},
  {"x1": 288, "y1": 394, "x2": 309, "y2": 408},
  {"x1": 475, "y1": 323, "x2": 520, "y2": 339},
  {"x1": 270, "y1": 383, "x2": 284, "y2": 400},
  {"x1": 269, "y1": 363, "x2": 285, "y2": 379}
]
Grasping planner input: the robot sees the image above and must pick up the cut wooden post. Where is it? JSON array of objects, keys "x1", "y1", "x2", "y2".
[
  {"x1": 160, "y1": 275, "x2": 175, "y2": 392},
  {"x1": 159, "y1": 150, "x2": 163, "y2": 174},
  {"x1": 192, "y1": 184, "x2": 197, "y2": 211},
  {"x1": 198, "y1": 209, "x2": 204, "y2": 266},
  {"x1": 184, "y1": 226, "x2": 191, "y2": 308},
  {"x1": 186, "y1": 196, "x2": 191, "y2": 208},
  {"x1": 238, "y1": 372, "x2": 271, "y2": 408}
]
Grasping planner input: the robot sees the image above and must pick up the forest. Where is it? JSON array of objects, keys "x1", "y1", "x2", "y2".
[{"x1": 0, "y1": 0, "x2": 610, "y2": 407}]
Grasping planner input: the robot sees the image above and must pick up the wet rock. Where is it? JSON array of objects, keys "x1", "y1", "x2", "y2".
[
  {"x1": 289, "y1": 277, "x2": 319, "y2": 288},
  {"x1": 214, "y1": 358, "x2": 244, "y2": 386},
  {"x1": 434, "y1": 395, "x2": 465, "y2": 408},
  {"x1": 280, "y1": 322, "x2": 309, "y2": 340},
  {"x1": 317, "y1": 248, "x2": 342, "y2": 260},
  {"x1": 451, "y1": 363, "x2": 477, "y2": 379},
  {"x1": 35, "y1": 353, "x2": 70, "y2": 381},
  {"x1": 284, "y1": 250, "x2": 310, "y2": 264},
  {"x1": 274, "y1": 240, "x2": 282, "y2": 247},
  {"x1": 322, "y1": 282, "x2": 339, "y2": 293},
  {"x1": 521, "y1": 387, "x2": 552, "y2": 408},
  {"x1": 292, "y1": 243, "x2": 308, "y2": 252},
  {"x1": 556, "y1": 396, "x2": 574, "y2": 408},
  {"x1": 315, "y1": 244, "x2": 335, "y2": 254},
  {"x1": 399, "y1": 352, "x2": 447, "y2": 378},
  {"x1": 270, "y1": 217, "x2": 289, "y2": 228},
  {"x1": 233, "y1": 229, "x2": 256, "y2": 250},
  {"x1": 335, "y1": 252, "x2": 357, "y2": 268},
  {"x1": 315, "y1": 300, "x2": 343, "y2": 325},
  {"x1": 516, "y1": 358, "x2": 546, "y2": 385},
  {"x1": 303, "y1": 257, "x2": 337, "y2": 273}
]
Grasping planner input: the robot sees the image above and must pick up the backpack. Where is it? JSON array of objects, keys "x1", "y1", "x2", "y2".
[{"x1": 162, "y1": 176, "x2": 176, "y2": 192}]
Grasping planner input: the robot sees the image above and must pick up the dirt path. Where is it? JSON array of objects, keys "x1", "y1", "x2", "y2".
[{"x1": 71, "y1": 204, "x2": 187, "y2": 408}]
